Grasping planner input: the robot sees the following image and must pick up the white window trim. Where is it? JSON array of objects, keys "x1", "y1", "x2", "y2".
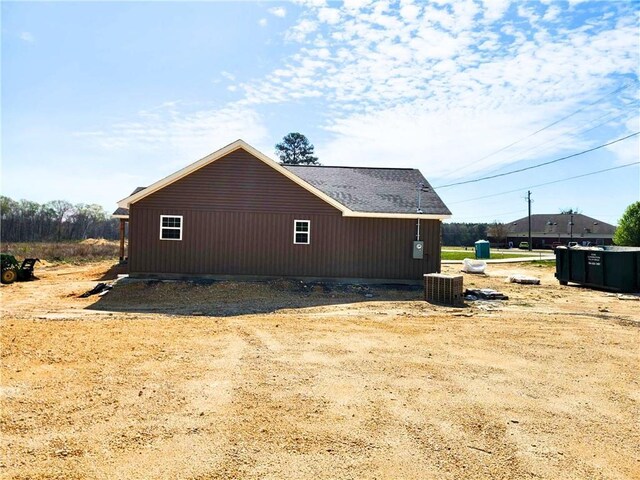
[
  {"x1": 293, "y1": 219, "x2": 310, "y2": 245},
  {"x1": 160, "y1": 215, "x2": 183, "y2": 241}
]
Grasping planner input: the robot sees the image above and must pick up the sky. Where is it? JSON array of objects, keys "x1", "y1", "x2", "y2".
[{"x1": 2, "y1": 0, "x2": 639, "y2": 226}]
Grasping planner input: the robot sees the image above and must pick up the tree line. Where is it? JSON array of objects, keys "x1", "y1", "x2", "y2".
[
  {"x1": 0, "y1": 196, "x2": 119, "y2": 242},
  {"x1": 441, "y1": 223, "x2": 489, "y2": 246},
  {"x1": 4, "y1": 193, "x2": 634, "y2": 247}
]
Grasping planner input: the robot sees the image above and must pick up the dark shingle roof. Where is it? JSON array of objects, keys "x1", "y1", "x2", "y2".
[
  {"x1": 285, "y1": 165, "x2": 451, "y2": 215},
  {"x1": 112, "y1": 207, "x2": 129, "y2": 216},
  {"x1": 507, "y1": 214, "x2": 616, "y2": 235},
  {"x1": 115, "y1": 164, "x2": 452, "y2": 217},
  {"x1": 112, "y1": 187, "x2": 146, "y2": 217}
]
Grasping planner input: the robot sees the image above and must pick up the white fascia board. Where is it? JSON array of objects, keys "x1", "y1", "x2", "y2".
[
  {"x1": 342, "y1": 211, "x2": 451, "y2": 220},
  {"x1": 115, "y1": 139, "x2": 451, "y2": 220},
  {"x1": 241, "y1": 142, "x2": 348, "y2": 214},
  {"x1": 116, "y1": 139, "x2": 348, "y2": 214},
  {"x1": 117, "y1": 140, "x2": 245, "y2": 208},
  {"x1": 112, "y1": 214, "x2": 129, "y2": 219}
]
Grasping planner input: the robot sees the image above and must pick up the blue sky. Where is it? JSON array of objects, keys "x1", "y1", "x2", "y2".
[{"x1": 2, "y1": 0, "x2": 639, "y2": 225}]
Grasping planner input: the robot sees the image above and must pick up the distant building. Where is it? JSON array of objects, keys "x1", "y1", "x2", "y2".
[{"x1": 497, "y1": 214, "x2": 616, "y2": 249}]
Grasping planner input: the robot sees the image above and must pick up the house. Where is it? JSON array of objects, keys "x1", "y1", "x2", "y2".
[
  {"x1": 498, "y1": 213, "x2": 616, "y2": 249},
  {"x1": 113, "y1": 140, "x2": 451, "y2": 282}
]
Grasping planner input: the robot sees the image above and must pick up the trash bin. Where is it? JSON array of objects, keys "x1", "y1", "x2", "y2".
[
  {"x1": 555, "y1": 246, "x2": 640, "y2": 292},
  {"x1": 474, "y1": 240, "x2": 490, "y2": 259}
]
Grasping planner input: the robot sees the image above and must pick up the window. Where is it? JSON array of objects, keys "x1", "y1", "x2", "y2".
[
  {"x1": 293, "y1": 220, "x2": 310, "y2": 244},
  {"x1": 160, "y1": 215, "x2": 183, "y2": 240}
]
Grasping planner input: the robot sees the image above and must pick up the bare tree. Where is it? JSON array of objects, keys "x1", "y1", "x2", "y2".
[
  {"x1": 46, "y1": 200, "x2": 73, "y2": 241},
  {"x1": 0, "y1": 196, "x2": 119, "y2": 242},
  {"x1": 487, "y1": 221, "x2": 508, "y2": 247}
]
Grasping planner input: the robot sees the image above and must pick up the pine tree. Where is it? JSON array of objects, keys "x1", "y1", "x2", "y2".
[{"x1": 275, "y1": 133, "x2": 320, "y2": 165}]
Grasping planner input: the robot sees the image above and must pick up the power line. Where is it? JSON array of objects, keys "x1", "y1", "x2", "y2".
[
  {"x1": 438, "y1": 81, "x2": 638, "y2": 178},
  {"x1": 472, "y1": 100, "x2": 640, "y2": 180},
  {"x1": 452, "y1": 208, "x2": 525, "y2": 220},
  {"x1": 435, "y1": 131, "x2": 640, "y2": 189},
  {"x1": 447, "y1": 161, "x2": 640, "y2": 205}
]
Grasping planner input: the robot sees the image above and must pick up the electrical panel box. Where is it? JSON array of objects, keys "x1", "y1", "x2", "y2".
[{"x1": 413, "y1": 241, "x2": 424, "y2": 259}]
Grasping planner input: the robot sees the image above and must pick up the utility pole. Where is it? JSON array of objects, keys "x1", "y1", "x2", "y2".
[
  {"x1": 570, "y1": 214, "x2": 574, "y2": 243},
  {"x1": 527, "y1": 190, "x2": 532, "y2": 251}
]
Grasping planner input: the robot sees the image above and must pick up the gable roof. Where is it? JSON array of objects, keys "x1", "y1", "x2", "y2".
[
  {"x1": 112, "y1": 187, "x2": 146, "y2": 218},
  {"x1": 286, "y1": 165, "x2": 451, "y2": 216},
  {"x1": 115, "y1": 139, "x2": 451, "y2": 220}
]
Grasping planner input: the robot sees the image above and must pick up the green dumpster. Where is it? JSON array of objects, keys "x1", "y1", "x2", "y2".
[
  {"x1": 555, "y1": 246, "x2": 640, "y2": 292},
  {"x1": 475, "y1": 240, "x2": 490, "y2": 259}
]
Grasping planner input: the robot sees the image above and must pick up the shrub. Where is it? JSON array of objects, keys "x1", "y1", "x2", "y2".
[
  {"x1": 613, "y1": 202, "x2": 640, "y2": 247},
  {"x1": 1, "y1": 240, "x2": 121, "y2": 264}
]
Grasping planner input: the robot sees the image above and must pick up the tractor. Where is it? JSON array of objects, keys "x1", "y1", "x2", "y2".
[{"x1": 1, "y1": 254, "x2": 40, "y2": 284}]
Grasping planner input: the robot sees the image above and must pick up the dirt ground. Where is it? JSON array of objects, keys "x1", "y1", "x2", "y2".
[{"x1": 1, "y1": 260, "x2": 638, "y2": 479}]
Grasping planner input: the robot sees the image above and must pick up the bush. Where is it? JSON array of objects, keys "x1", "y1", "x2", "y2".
[
  {"x1": 613, "y1": 202, "x2": 640, "y2": 247},
  {"x1": 1, "y1": 240, "x2": 121, "y2": 264}
]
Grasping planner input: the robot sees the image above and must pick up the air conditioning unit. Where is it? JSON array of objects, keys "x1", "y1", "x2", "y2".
[{"x1": 424, "y1": 274, "x2": 464, "y2": 306}]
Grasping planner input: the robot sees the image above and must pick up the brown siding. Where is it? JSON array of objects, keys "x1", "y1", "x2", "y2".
[
  {"x1": 136, "y1": 149, "x2": 338, "y2": 215},
  {"x1": 129, "y1": 148, "x2": 442, "y2": 280}
]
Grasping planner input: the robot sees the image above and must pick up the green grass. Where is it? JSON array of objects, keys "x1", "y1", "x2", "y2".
[
  {"x1": 440, "y1": 251, "x2": 542, "y2": 261},
  {"x1": 3, "y1": 241, "x2": 556, "y2": 265}
]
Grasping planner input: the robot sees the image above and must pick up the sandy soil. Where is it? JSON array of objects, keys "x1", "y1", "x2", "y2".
[{"x1": 1, "y1": 260, "x2": 638, "y2": 479}]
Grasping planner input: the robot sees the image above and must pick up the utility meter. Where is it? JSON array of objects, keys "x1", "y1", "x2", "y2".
[{"x1": 413, "y1": 241, "x2": 424, "y2": 259}]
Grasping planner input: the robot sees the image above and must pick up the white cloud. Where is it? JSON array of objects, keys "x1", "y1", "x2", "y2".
[
  {"x1": 318, "y1": 7, "x2": 341, "y2": 24},
  {"x1": 399, "y1": 3, "x2": 420, "y2": 22},
  {"x1": 479, "y1": 0, "x2": 512, "y2": 23},
  {"x1": 77, "y1": 102, "x2": 270, "y2": 168},
  {"x1": 318, "y1": 102, "x2": 586, "y2": 177},
  {"x1": 516, "y1": 4, "x2": 540, "y2": 24},
  {"x1": 295, "y1": 0, "x2": 327, "y2": 7},
  {"x1": 343, "y1": 0, "x2": 371, "y2": 10},
  {"x1": 258, "y1": 18, "x2": 268, "y2": 27},
  {"x1": 605, "y1": 116, "x2": 640, "y2": 165},
  {"x1": 269, "y1": 6, "x2": 287, "y2": 18},
  {"x1": 451, "y1": 0, "x2": 481, "y2": 32},
  {"x1": 78, "y1": 1, "x2": 638, "y2": 195},
  {"x1": 285, "y1": 19, "x2": 318, "y2": 42},
  {"x1": 605, "y1": 134, "x2": 640, "y2": 166},
  {"x1": 234, "y1": 0, "x2": 637, "y2": 180},
  {"x1": 56, "y1": 102, "x2": 274, "y2": 210},
  {"x1": 19, "y1": 31, "x2": 35, "y2": 43},
  {"x1": 543, "y1": 5, "x2": 560, "y2": 22}
]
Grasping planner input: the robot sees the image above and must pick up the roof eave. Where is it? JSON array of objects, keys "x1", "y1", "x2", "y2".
[
  {"x1": 116, "y1": 139, "x2": 350, "y2": 214},
  {"x1": 343, "y1": 211, "x2": 451, "y2": 220},
  {"x1": 117, "y1": 140, "x2": 247, "y2": 208}
]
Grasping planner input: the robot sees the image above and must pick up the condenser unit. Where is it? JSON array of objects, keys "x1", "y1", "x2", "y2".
[{"x1": 424, "y1": 274, "x2": 464, "y2": 306}]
